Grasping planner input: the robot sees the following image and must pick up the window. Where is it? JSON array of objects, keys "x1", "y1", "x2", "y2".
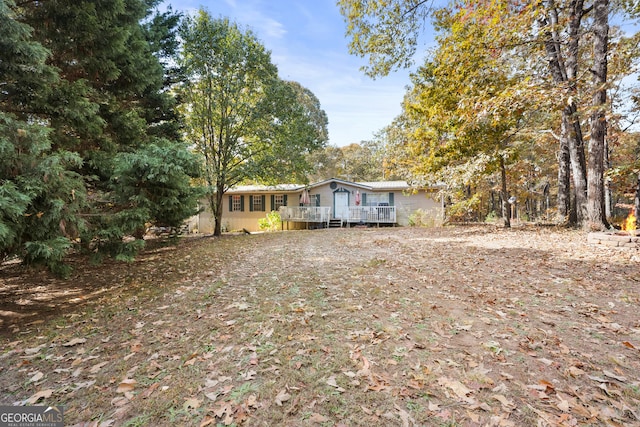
[
  {"x1": 364, "y1": 192, "x2": 395, "y2": 206},
  {"x1": 365, "y1": 193, "x2": 387, "y2": 206},
  {"x1": 231, "y1": 195, "x2": 242, "y2": 212},
  {"x1": 273, "y1": 194, "x2": 285, "y2": 210},
  {"x1": 250, "y1": 195, "x2": 265, "y2": 212}
]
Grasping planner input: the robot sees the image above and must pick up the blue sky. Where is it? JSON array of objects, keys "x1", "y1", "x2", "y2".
[{"x1": 166, "y1": 0, "x2": 431, "y2": 147}]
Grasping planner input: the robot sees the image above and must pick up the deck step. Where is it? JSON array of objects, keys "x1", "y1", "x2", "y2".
[{"x1": 328, "y1": 219, "x2": 343, "y2": 228}]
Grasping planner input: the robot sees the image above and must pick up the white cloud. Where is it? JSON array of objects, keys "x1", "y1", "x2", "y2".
[{"x1": 254, "y1": 16, "x2": 286, "y2": 39}]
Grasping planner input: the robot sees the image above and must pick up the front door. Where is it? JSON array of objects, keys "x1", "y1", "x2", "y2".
[{"x1": 334, "y1": 191, "x2": 349, "y2": 219}]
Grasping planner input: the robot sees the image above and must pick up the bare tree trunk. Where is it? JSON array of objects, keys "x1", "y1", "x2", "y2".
[
  {"x1": 565, "y1": 0, "x2": 588, "y2": 226},
  {"x1": 540, "y1": 0, "x2": 588, "y2": 226},
  {"x1": 500, "y1": 156, "x2": 511, "y2": 228},
  {"x1": 566, "y1": 106, "x2": 588, "y2": 225},
  {"x1": 635, "y1": 173, "x2": 640, "y2": 228},
  {"x1": 557, "y1": 127, "x2": 571, "y2": 222},
  {"x1": 586, "y1": 0, "x2": 609, "y2": 231},
  {"x1": 213, "y1": 183, "x2": 224, "y2": 236},
  {"x1": 604, "y1": 138, "x2": 613, "y2": 219}
]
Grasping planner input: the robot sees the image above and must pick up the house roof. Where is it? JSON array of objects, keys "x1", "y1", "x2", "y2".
[
  {"x1": 227, "y1": 178, "x2": 425, "y2": 194},
  {"x1": 306, "y1": 178, "x2": 413, "y2": 191},
  {"x1": 226, "y1": 184, "x2": 304, "y2": 194},
  {"x1": 306, "y1": 178, "x2": 372, "y2": 190},
  {"x1": 357, "y1": 181, "x2": 411, "y2": 190}
]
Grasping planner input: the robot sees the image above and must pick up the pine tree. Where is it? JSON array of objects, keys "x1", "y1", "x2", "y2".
[
  {"x1": 1, "y1": 0, "x2": 85, "y2": 275},
  {"x1": 1, "y1": 0, "x2": 201, "y2": 272}
]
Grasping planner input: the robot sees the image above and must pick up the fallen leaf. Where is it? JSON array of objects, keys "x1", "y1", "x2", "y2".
[
  {"x1": 184, "y1": 397, "x2": 201, "y2": 411},
  {"x1": 326, "y1": 375, "x2": 346, "y2": 392},
  {"x1": 199, "y1": 416, "x2": 216, "y2": 427},
  {"x1": 116, "y1": 379, "x2": 137, "y2": 393},
  {"x1": 603, "y1": 370, "x2": 627, "y2": 382},
  {"x1": 90, "y1": 361, "x2": 109, "y2": 374},
  {"x1": 395, "y1": 403, "x2": 415, "y2": 427},
  {"x1": 538, "y1": 358, "x2": 553, "y2": 366},
  {"x1": 241, "y1": 370, "x2": 256, "y2": 381},
  {"x1": 557, "y1": 397, "x2": 570, "y2": 412},
  {"x1": 275, "y1": 388, "x2": 291, "y2": 406},
  {"x1": 29, "y1": 372, "x2": 44, "y2": 383},
  {"x1": 567, "y1": 366, "x2": 585, "y2": 377},
  {"x1": 183, "y1": 353, "x2": 198, "y2": 366},
  {"x1": 204, "y1": 392, "x2": 219, "y2": 402},
  {"x1": 27, "y1": 389, "x2": 53, "y2": 404},
  {"x1": 622, "y1": 341, "x2": 636, "y2": 349},
  {"x1": 140, "y1": 382, "x2": 159, "y2": 399},
  {"x1": 437, "y1": 377, "x2": 475, "y2": 403},
  {"x1": 63, "y1": 338, "x2": 87, "y2": 347},
  {"x1": 492, "y1": 394, "x2": 515, "y2": 409},
  {"x1": 308, "y1": 413, "x2": 329, "y2": 423},
  {"x1": 539, "y1": 379, "x2": 555, "y2": 391},
  {"x1": 246, "y1": 394, "x2": 258, "y2": 408},
  {"x1": 24, "y1": 345, "x2": 45, "y2": 355},
  {"x1": 361, "y1": 406, "x2": 373, "y2": 415}
]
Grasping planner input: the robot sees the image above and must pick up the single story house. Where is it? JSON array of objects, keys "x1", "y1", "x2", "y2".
[{"x1": 195, "y1": 178, "x2": 444, "y2": 233}]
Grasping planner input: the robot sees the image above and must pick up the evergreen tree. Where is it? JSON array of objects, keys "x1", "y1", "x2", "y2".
[
  {"x1": 0, "y1": 0, "x2": 85, "y2": 274},
  {"x1": 1, "y1": 0, "x2": 201, "y2": 272}
]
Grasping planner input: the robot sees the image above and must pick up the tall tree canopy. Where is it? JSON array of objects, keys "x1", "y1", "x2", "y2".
[
  {"x1": 306, "y1": 142, "x2": 388, "y2": 182},
  {"x1": 1, "y1": 0, "x2": 202, "y2": 274},
  {"x1": 340, "y1": 0, "x2": 640, "y2": 229},
  {"x1": 178, "y1": 11, "x2": 328, "y2": 236}
]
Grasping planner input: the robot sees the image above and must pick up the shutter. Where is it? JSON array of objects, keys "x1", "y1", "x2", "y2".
[
  {"x1": 261, "y1": 195, "x2": 266, "y2": 211},
  {"x1": 389, "y1": 192, "x2": 394, "y2": 206},
  {"x1": 283, "y1": 195, "x2": 288, "y2": 206},
  {"x1": 271, "y1": 195, "x2": 275, "y2": 211},
  {"x1": 240, "y1": 195, "x2": 245, "y2": 211},
  {"x1": 229, "y1": 195, "x2": 233, "y2": 212},
  {"x1": 249, "y1": 195, "x2": 254, "y2": 212},
  {"x1": 362, "y1": 193, "x2": 367, "y2": 206}
]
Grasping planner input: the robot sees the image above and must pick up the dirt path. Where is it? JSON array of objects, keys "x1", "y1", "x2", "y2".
[{"x1": 1, "y1": 226, "x2": 639, "y2": 426}]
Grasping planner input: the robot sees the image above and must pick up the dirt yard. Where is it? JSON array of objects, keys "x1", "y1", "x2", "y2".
[{"x1": 1, "y1": 226, "x2": 639, "y2": 426}]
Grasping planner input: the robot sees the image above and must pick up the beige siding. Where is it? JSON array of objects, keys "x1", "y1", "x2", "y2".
[
  {"x1": 198, "y1": 193, "x2": 297, "y2": 233},
  {"x1": 196, "y1": 181, "x2": 443, "y2": 233},
  {"x1": 310, "y1": 182, "x2": 442, "y2": 226},
  {"x1": 393, "y1": 190, "x2": 443, "y2": 226}
]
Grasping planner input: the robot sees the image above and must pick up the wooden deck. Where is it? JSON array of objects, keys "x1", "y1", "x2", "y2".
[{"x1": 279, "y1": 206, "x2": 396, "y2": 227}]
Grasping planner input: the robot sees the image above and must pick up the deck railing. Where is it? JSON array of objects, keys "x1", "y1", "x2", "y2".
[
  {"x1": 279, "y1": 206, "x2": 332, "y2": 224},
  {"x1": 280, "y1": 206, "x2": 396, "y2": 225},
  {"x1": 346, "y1": 206, "x2": 396, "y2": 224}
]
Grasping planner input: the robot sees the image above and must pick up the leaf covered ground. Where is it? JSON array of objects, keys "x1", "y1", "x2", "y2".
[{"x1": 1, "y1": 226, "x2": 640, "y2": 426}]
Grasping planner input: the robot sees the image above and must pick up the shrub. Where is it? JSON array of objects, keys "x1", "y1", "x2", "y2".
[
  {"x1": 258, "y1": 211, "x2": 282, "y2": 232},
  {"x1": 408, "y1": 209, "x2": 441, "y2": 228}
]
